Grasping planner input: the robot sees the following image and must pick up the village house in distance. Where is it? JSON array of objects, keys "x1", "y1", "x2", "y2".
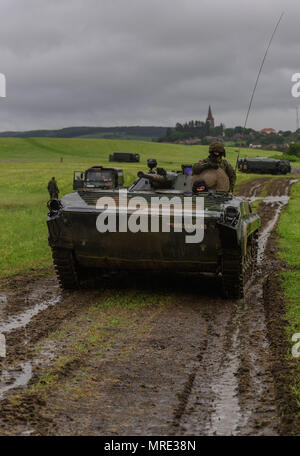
[{"x1": 158, "y1": 106, "x2": 298, "y2": 152}]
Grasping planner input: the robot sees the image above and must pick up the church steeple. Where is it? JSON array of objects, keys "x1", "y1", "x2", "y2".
[{"x1": 206, "y1": 105, "x2": 214, "y2": 129}]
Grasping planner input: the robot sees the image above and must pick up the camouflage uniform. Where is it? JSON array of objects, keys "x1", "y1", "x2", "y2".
[
  {"x1": 192, "y1": 143, "x2": 236, "y2": 192},
  {"x1": 48, "y1": 177, "x2": 59, "y2": 200}
]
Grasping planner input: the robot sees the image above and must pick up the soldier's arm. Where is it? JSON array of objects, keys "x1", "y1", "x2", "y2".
[
  {"x1": 225, "y1": 161, "x2": 237, "y2": 191},
  {"x1": 192, "y1": 159, "x2": 217, "y2": 175}
]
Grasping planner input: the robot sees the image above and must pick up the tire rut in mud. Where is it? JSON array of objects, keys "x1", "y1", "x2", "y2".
[{"x1": 171, "y1": 177, "x2": 298, "y2": 436}]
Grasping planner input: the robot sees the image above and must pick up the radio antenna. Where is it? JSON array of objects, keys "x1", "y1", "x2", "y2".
[{"x1": 235, "y1": 12, "x2": 284, "y2": 171}]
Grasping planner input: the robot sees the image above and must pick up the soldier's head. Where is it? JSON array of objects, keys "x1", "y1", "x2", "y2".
[
  {"x1": 192, "y1": 179, "x2": 208, "y2": 194},
  {"x1": 52, "y1": 176, "x2": 55, "y2": 180},
  {"x1": 209, "y1": 143, "x2": 225, "y2": 159}
]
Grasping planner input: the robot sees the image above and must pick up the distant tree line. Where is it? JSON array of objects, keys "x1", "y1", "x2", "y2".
[
  {"x1": 0, "y1": 126, "x2": 168, "y2": 139},
  {"x1": 159, "y1": 120, "x2": 225, "y2": 143}
]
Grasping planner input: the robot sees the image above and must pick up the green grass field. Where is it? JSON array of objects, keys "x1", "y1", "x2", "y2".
[
  {"x1": 277, "y1": 180, "x2": 300, "y2": 404},
  {"x1": 0, "y1": 136, "x2": 294, "y2": 277},
  {"x1": 278, "y1": 181, "x2": 300, "y2": 332}
]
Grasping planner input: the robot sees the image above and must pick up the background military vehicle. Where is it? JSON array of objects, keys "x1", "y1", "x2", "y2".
[
  {"x1": 109, "y1": 152, "x2": 140, "y2": 162},
  {"x1": 238, "y1": 157, "x2": 291, "y2": 174},
  {"x1": 73, "y1": 166, "x2": 124, "y2": 190},
  {"x1": 47, "y1": 160, "x2": 261, "y2": 299}
]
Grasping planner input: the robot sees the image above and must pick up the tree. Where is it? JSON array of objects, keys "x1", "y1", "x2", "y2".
[
  {"x1": 234, "y1": 126, "x2": 243, "y2": 134},
  {"x1": 286, "y1": 143, "x2": 300, "y2": 156},
  {"x1": 224, "y1": 128, "x2": 234, "y2": 138}
]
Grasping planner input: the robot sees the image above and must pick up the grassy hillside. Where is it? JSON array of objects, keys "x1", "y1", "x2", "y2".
[
  {"x1": 0, "y1": 136, "x2": 288, "y2": 163},
  {"x1": 0, "y1": 137, "x2": 295, "y2": 277}
]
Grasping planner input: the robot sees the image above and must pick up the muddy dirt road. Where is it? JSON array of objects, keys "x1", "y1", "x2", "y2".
[{"x1": 0, "y1": 177, "x2": 299, "y2": 436}]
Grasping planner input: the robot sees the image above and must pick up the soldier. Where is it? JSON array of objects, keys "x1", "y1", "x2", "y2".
[
  {"x1": 47, "y1": 177, "x2": 59, "y2": 200},
  {"x1": 192, "y1": 179, "x2": 209, "y2": 194},
  {"x1": 192, "y1": 143, "x2": 236, "y2": 192}
]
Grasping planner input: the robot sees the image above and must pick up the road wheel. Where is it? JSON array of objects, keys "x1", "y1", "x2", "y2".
[
  {"x1": 52, "y1": 248, "x2": 79, "y2": 290},
  {"x1": 221, "y1": 251, "x2": 244, "y2": 299},
  {"x1": 221, "y1": 234, "x2": 257, "y2": 299}
]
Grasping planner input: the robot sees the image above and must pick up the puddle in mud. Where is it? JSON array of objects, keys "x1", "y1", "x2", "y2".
[
  {"x1": 257, "y1": 203, "x2": 283, "y2": 263},
  {"x1": 208, "y1": 324, "x2": 242, "y2": 435},
  {"x1": 0, "y1": 294, "x2": 61, "y2": 334},
  {"x1": 249, "y1": 182, "x2": 265, "y2": 197},
  {"x1": 33, "y1": 341, "x2": 57, "y2": 364},
  {"x1": 0, "y1": 362, "x2": 32, "y2": 399},
  {"x1": 0, "y1": 294, "x2": 8, "y2": 304},
  {"x1": 21, "y1": 429, "x2": 35, "y2": 436},
  {"x1": 0, "y1": 337, "x2": 58, "y2": 402},
  {"x1": 0, "y1": 290, "x2": 61, "y2": 401},
  {"x1": 247, "y1": 195, "x2": 290, "y2": 264},
  {"x1": 0, "y1": 293, "x2": 8, "y2": 319},
  {"x1": 252, "y1": 180, "x2": 298, "y2": 263},
  {"x1": 249, "y1": 195, "x2": 289, "y2": 204}
]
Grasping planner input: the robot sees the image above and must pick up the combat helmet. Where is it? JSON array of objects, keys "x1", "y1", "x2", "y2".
[{"x1": 209, "y1": 142, "x2": 226, "y2": 158}]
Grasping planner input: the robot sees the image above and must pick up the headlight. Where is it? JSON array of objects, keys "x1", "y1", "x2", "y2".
[
  {"x1": 47, "y1": 199, "x2": 62, "y2": 213},
  {"x1": 224, "y1": 206, "x2": 239, "y2": 224}
]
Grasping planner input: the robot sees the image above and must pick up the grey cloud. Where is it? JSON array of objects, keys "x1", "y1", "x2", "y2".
[{"x1": 0, "y1": 0, "x2": 299, "y2": 131}]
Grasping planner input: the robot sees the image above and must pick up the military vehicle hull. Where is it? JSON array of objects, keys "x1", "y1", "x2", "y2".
[
  {"x1": 238, "y1": 157, "x2": 291, "y2": 174},
  {"x1": 47, "y1": 186, "x2": 260, "y2": 299},
  {"x1": 109, "y1": 152, "x2": 140, "y2": 162}
]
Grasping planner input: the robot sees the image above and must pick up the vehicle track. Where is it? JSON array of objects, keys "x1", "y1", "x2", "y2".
[{"x1": 0, "y1": 177, "x2": 298, "y2": 436}]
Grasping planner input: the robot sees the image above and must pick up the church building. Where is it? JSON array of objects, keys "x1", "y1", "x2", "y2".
[{"x1": 206, "y1": 105, "x2": 215, "y2": 129}]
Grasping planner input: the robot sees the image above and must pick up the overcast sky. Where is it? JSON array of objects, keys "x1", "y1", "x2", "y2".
[{"x1": 0, "y1": 0, "x2": 299, "y2": 131}]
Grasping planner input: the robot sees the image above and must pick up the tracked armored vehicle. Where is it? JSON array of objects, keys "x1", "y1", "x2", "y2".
[
  {"x1": 47, "y1": 160, "x2": 261, "y2": 299},
  {"x1": 238, "y1": 157, "x2": 291, "y2": 174}
]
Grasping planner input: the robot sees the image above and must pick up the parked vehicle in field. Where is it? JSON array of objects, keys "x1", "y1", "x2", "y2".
[
  {"x1": 73, "y1": 166, "x2": 124, "y2": 190},
  {"x1": 109, "y1": 152, "x2": 140, "y2": 162},
  {"x1": 237, "y1": 157, "x2": 291, "y2": 174},
  {"x1": 47, "y1": 161, "x2": 261, "y2": 299}
]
